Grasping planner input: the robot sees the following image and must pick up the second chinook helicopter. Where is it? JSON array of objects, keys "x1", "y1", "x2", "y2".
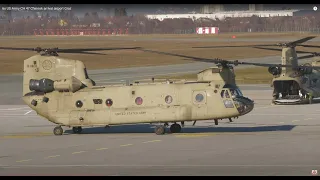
[{"x1": 191, "y1": 36, "x2": 320, "y2": 105}]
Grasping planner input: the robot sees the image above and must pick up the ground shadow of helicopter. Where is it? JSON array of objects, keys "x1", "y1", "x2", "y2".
[{"x1": 63, "y1": 124, "x2": 296, "y2": 135}]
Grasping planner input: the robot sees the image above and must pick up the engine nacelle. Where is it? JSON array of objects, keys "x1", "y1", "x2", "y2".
[
  {"x1": 298, "y1": 63, "x2": 313, "y2": 74},
  {"x1": 268, "y1": 66, "x2": 282, "y2": 75},
  {"x1": 29, "y1": 76, "x2": 83, "y2": 93},
  {"x1": 29, "y1": 78, "x2": 54, "y2": 93}
]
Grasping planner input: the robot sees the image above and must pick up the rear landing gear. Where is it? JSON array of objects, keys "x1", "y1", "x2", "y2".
[
  {"x1": 154, "y1": 125, "x2": 166, "y2": 135},
  {"x1": 53, "y1": 126, "x2": 63, "y2": 136},
  {"x1": 72, "y1": 127, "x2": 82, "y2": 134},
  {"x1": 214, "y1": 119, "x2": 219, "y2": 125},
  {"x1": 154, "y1": 123, "x2": 183, "y2": 135},
  {"x1": 170, "y1": 123, "x2": 181, "y2": 133}
]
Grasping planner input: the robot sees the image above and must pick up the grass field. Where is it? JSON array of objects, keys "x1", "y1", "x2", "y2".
[
  {"x1": 154, "y1": 67, "x2": 273, "y2": 84},
  {"x1": 0, "y1": 32, "x2": 319, "y2": 75}
]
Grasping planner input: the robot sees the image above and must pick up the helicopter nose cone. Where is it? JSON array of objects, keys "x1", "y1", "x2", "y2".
[{"x1": 233, "y1": 96, "x2": 254, "y2": 116}]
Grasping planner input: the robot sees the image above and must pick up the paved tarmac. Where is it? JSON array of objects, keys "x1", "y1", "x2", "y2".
[{"x1": 0, "y1": 90, "x2": 320, "y2": 176}]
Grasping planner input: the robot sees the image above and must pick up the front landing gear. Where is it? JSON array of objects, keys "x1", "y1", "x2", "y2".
[
  {"x1": 72, "y1": 127, "x2": 82, "y2": 134},
  {"x1": 53, "y1": 126, "x2": 63, "y2": 136},
  {"x1": 214, "y1": 119, "x2": 219, "y2": 125},
  {"x1": 170, "y1": 123, "x2": 181, "y2": 133}
]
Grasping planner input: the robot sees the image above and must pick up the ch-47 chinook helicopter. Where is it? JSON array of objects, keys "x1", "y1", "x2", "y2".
[
  {"x1": 0, "y1": 46, "x2": 258, "y2": 136},
  {"x1": 191, "y1": 36, "x2": 320, "y2": 105}
]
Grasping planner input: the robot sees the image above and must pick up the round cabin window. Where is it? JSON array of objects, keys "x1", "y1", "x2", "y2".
[
  {"x1": 195, "y1": 93, "x2": 204, "y2": 102},
  {"x1": 75, "y1": 100, "x2": 83, "y2": 108},
  {"x1": 135, "y1": 97, "x2": 143, "y2": 105},
  {"x1": 165, "y1": 95, "x2": 173, "y2": 104},
  {"x1": 106, "y1": 99, "x2": 113, "y2": 107}
]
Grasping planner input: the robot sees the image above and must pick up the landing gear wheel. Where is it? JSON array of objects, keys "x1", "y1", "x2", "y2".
[
  {"x1": 170, "y1": 123, "x2": 182, "y2": 133},
  {"x1": 214, "y1": 119, "x2": 219, "y2": 125},
  {"x1": 72, "y1": 127, "x2": 82, "y2": 134},
  {"x1": 53, "y1": 126, "x2": 63, "y2": 136},
  {"x1": 309, "y1": 97, "x2": 313, "y2": 104},
  {"x1": 154, "y1": 125, "x2": 165, "y2": 135}
]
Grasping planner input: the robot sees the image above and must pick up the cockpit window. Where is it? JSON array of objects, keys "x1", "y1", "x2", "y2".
[
  {"x1": 223, "y1": 84, "x2": 243, "y2": 97},
  {"x1": 84, "y1": 68, "x2": 89, "y2": 79},
  {"x1": 220, "y1": 90, "x2": 230, "y2": 98},
  {"x1": 230, "y1": 88, "x2": 243, "y2": 97}
]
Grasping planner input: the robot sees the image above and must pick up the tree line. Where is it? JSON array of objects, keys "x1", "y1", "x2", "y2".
[{"x1": 1, "y1": 12, "x2": 320, "y2": 35}]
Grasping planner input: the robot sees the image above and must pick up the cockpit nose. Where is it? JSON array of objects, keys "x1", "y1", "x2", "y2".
[{"x1": 233, "y1": 96, "x2": 254, "y2": 116}]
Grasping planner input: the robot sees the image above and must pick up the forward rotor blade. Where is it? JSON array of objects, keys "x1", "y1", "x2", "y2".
[
  {"x1": 290, "y1": 36, "x2": 316, "y2": 45},
  {"x1": 252, "y1": 46, "x2": 314, "y2": 54},
  {"x1": 139, "y1": 49, "x2": 226, "y2": 64},
  {"x1": 192, "y1": 44, "x2": 276, "y2": 49},
  {"x1": 192, "y1": 36, "x2": 317, "y2": 49},
  {"x1": 138, "y1": 48, "x2": 320, "y2": 70},
  {"x1": 0, "y1": 47, "x2": 141, "y2": 54},
  {"x1": 299, "y1": 44, "x2": 320, "y2": 48},
  {"x1": 57, "y1": 47, "x2": 141, "y2": 53}
]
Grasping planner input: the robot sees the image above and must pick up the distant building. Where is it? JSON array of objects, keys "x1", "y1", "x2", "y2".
[
  {"x1": 200, "y1": 5, "x2": 224, "y2": 13},
  {"x1": 146, "y1": 10, "x2": 298, "y2": 21},
  {"x1": 249, "y1": 4, "x2": 264, "y2": 11}
]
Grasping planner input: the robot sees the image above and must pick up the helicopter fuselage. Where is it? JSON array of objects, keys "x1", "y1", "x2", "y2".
[{"x1": 23, "y1": 81, "x2": 254, "y2": 127}]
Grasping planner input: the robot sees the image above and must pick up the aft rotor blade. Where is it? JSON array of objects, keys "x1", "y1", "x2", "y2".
[
  {"x1": 0, "y1": 47, "x2": 35, "y2": 51},
  {"x1": 298, "y1": 54, "x2": 315, "y2": 60},
  {"x1": 62, "y1": 51, "x2": 106, "y2": 55}
]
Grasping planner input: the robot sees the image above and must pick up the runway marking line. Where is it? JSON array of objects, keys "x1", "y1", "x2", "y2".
[
  {"x1": 24, "y1": 110, "x2": 33, "y2": 115},
  {"x1": 304, "y1": 118, "x2": 313, "y2": 121},
  {"x1": 175, "y1": 134, "x2": 210, "y2": 138},
  {"x1": 0, "y1": 107, "x2": 29, "y2": 111},
  {"x1": 45, "y1": 155, "x2": 60, "y2": 159},
  {"x1": 96, "y1": 148, "x2": 108, "y2": 151},
  {"x1": 292, "y1": 120, "x2": 300, "y2": 122},
  {"x1": 1, "y1": 133, "x2": 52, "y2": 139},
  {"x1": 255, "y1": 104, "x2": 287, "y2": 110},
  {"x1": 16, "y1": 159, "x2": 31, "y2": 163},
  {"x1": 254, "y1": 105, "x2": 277, "y2": 110},
  {"x1": 142, "y1": 140, "x2": 161, "y2": 143},
  {"x1": 72, "y1": 151, "x2": 86, "y2": 154},
  {"x1": 175, "y1": 131, "x2": 281, "y2": 138},
  {"x1": 279, "y1": 122, "x2": 284, "y2": 124},
  {"x1": 120, "y1": 144, "x2": 133, "y2": 147},
  {"x1": 1, "y1": 135, "x2": 34, "y2": 139}
]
